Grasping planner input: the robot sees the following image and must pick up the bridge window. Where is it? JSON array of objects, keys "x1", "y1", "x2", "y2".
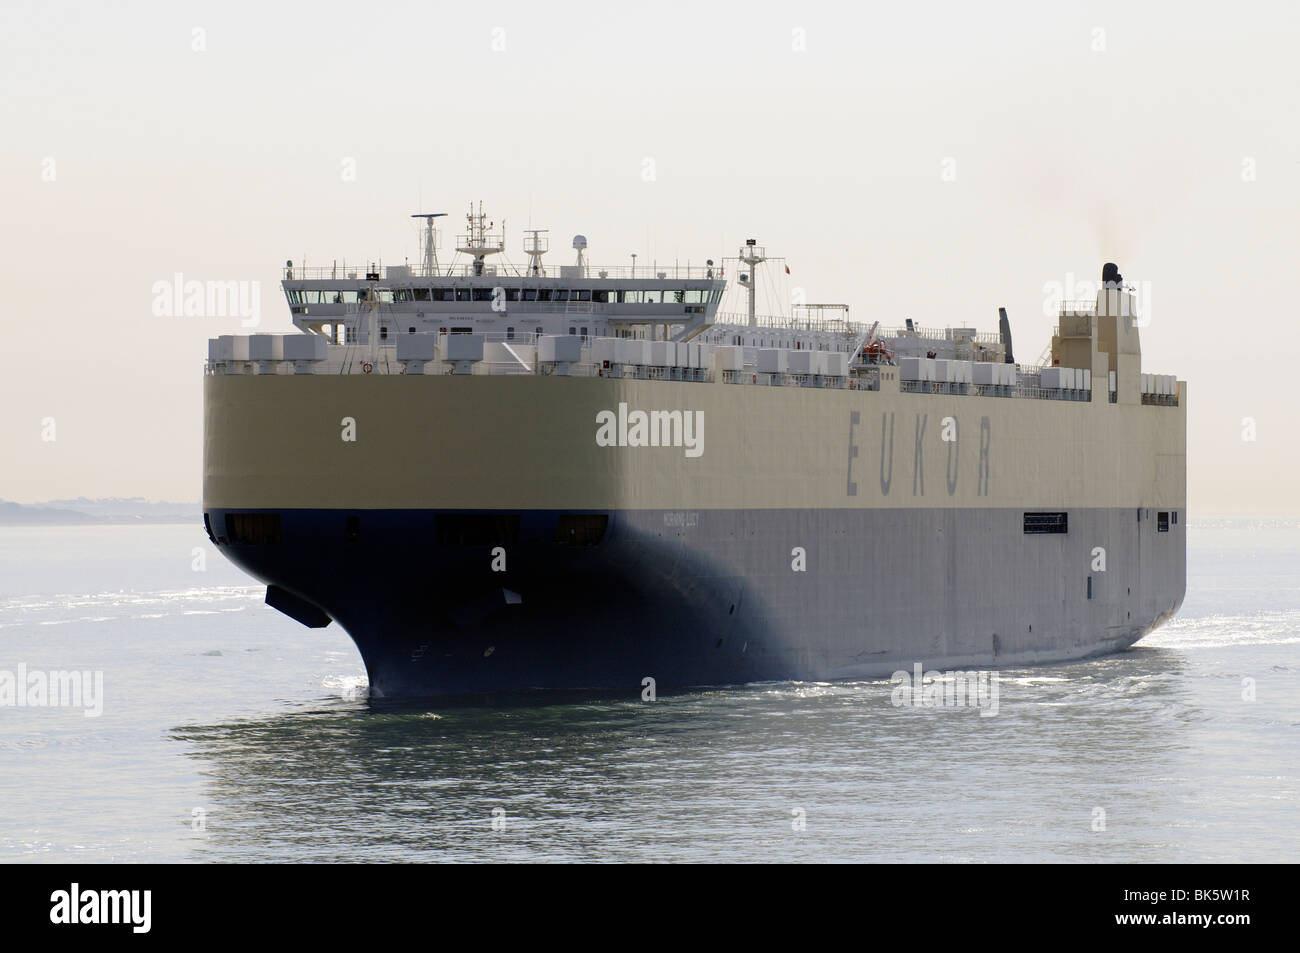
[
  {"x1": 413, "y1": 288, "x2": 430, "y2": 301},
  {"x1": 455, "y1": 289, "x2": 472, "y2": 302},
  {"x1": 522, "y1": 289, "x2": 538, "y2": 301},
  {"x1": 472, "y1": 288, "x2": 493, "y2": 302},
  {"x1": 574, "y1": 290, "x2": 591, "y2": 302},
  {"x1": 432, "y1": 288, "x2": 453, "y2": 301},
  {"x1": 593, "y1": 290, "x2": 610, "y2": 303}
]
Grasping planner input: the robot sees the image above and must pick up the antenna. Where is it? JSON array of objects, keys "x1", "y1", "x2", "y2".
[
  {"x1": 457, "y1": 201, "x2": 505, "y2": 276},
  {"x1": 411, "y1": 213, "x2": 447, "y2": 276},
  {"x1": 572, "y1": 234, "x2": 587, "y2": 275},
  {"x1": 523, "y1": 228, "x2": 549, "y2": 277},
  {"x1": 739, "y1": 238, "x2": 767, "y2": 328}
]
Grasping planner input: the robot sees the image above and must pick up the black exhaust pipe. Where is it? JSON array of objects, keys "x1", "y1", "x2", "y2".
[{"x1": 998, "y1": 307, "x2": 1015, "y2": 364}]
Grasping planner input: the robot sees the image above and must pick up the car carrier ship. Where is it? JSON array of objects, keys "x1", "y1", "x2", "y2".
[{"x1": 203, "y1": 203, "x2": 1186, "y2": 696}]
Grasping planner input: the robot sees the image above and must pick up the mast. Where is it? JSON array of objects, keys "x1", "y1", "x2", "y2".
[
  {"x1": 365, "y1": 267, "x2": 380, "y2": 366},
  {"x1": 457, "y1": 201, "x2": 505, "y2": 276},
  {"x1": 739, "y1": 238, "x2": 766, "y2": 328},
  {"x1": 523, "y1": 228, "x2": 549, "y2": 276},
  {"x1": 411, "y1": 212, "x2": 446, "y2": 276}
]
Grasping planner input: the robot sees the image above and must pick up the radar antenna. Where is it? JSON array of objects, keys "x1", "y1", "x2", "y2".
[{"x1": 410, "y1": 213, "x2": 447, "y2": 277}]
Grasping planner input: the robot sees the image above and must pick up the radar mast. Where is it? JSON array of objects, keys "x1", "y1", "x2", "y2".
[{"x1": 411, "y1": 212, "x2": 446, "y2": 277}]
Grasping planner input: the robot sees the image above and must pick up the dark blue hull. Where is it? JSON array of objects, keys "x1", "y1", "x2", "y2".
[{"x1": 205, "y1": 505, "x2": 1186, "y2": 697}]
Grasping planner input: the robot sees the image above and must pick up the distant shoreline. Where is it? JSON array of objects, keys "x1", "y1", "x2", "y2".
[{"x1": 0, "y1": 499, "x2": 200, "y2": 526}]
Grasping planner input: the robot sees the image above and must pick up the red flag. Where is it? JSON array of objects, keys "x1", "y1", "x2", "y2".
[{"x1": 784, "y1": 265, "x2": 790, "y2": 275}]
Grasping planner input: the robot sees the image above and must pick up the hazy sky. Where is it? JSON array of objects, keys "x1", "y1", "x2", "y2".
[{"x1": 3, "y1": 1, "x2": 1297, "y2": 514}]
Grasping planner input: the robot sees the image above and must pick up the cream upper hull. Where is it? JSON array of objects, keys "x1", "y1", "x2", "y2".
[{"x1": 203, "y1": 374, "x2": 1186, "y2": 512}]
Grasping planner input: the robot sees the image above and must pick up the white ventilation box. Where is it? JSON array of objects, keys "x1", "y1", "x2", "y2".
[
  {"x1": 696, "y1": 343, "x2": 713, "y2": 369},
  {"x1": 283, "y1": 333, "x2": 329, "y2": 361},
  {"x1": 900, "y1": 357, "x2": 924, "y2": 381},
  {"x1": 825, "y1": 352, "x2": 848, "y2": 377},
  {"x1": 758, "y1": 349, "x2": 787, "y2": 373},
  {"x1": 248, "y1": 334, "x2": 284, "y2": 362},
  {"x1": 395, "y1": 333, "x2": 436, "y2": 361},
  {"x1": 932, "y1": 359, "x2": 953, "y2": 382},
  {"x1": 972, "y1": 362, "x2": 996, "y2": 385},
  {"x1": 649, "y1": 341, "x2": 673, "y2": 367},
  {"x1": 443, "y1": 334, "x2": 484, "y2": 362},
  {"x1": 1041, "y1": 367, "x2": 1066, "y2": 389},
  {"x1": 787, "y1": 351, "x2": 814, "y2": 375},
  {"x1": 716, "y1": 345, "x2": 745, "y2": 371},
  {"x1": 591, "y1": 337, "x2": 618, "y2": 365},
  {"x1": 538, "y1": 334, "x2": 582, "y2": 363},
  {"x1": 1109, "y1": 370, "x2": 1117, "y2": 393},
  {"x1": 209, "y1": 335, "x2": 250, "y2": 362},
  {"x1": 614, "y1": 339, "x2": 638, "y2": 364}
]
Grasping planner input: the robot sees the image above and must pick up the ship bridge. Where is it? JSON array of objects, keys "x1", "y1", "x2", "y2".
[{"x1": 280, "y1": 204, "x2": 727, "y2": 347}]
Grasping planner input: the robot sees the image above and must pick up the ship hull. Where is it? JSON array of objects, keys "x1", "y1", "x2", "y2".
[
  {"x1": 208, "y1": 504, "x2": 1184, "y2": 696},
  {"x1": 204, "y1": 372, "x2": 1186, "y2": 696}
]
